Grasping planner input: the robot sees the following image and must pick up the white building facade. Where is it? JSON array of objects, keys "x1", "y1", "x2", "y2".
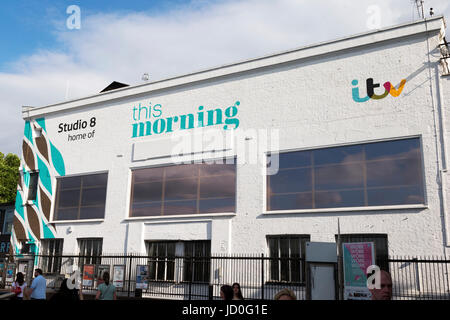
[{"x1": 12, "y1": 16, "x2": 450, "y2": 272}]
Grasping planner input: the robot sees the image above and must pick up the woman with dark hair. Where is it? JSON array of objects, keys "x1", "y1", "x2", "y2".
[
  {"x1": 96, "y1": 272, "x2": 116, "y2": 300},
  {"x1": 232, "y1": 282, "x2": 244, "y2": 300},
  {"x1": 11, "y1": 272, "x2": 27, "y2": 300},
  {"x1": 50, "y1": 278, "x2": 83, "y2": 301},
  {"x1": 220, "y1": 285, "x2": 234, "y2": 300}
]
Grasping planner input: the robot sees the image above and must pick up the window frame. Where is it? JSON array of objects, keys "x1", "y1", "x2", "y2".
[
  {"x1": 27, "y1": 172, "x2": 39, "y2": 201},
  {"x1": 0, "y1": 209, "x2": 4, "y2": 233},
  {"x1": 40, "y1": 239, "x2": 64, "y2": 275},
  {"x1": 182, "y1": 240, "x2": 211, "y2": 283},
  {"x1": 19, "y1": 241, "x2": 32, "y2": 254},
  {"x1": 145, "y1": 240, "x2": 211, "y2": 284},
  {"x1": 266, "y1": 235, "x2": 310, "y2": 285},
  {"x1": 265, "y1": 136, "x2": 427, "y2": 214},
  {"x1": 146, "y1": 241, "x2": 177, "y2": 282},
  {"x1": 2, "y1": 209, "x2": 14, "y2": 234},
  {"x1": 78, "y1": 238, "x2": 103, "y2": 266},
  {"x1": 128, "y1": 160, "x2": 237, "y2": 219},
  {"x1": 52, "y1": 171, "x2": 109, "y2": 222},
  {"x1": 0, "y1": 208, "x2": 14, "y2": 235}
]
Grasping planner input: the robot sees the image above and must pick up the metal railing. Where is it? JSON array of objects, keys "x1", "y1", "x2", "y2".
[
  {"x1": 387, "y1": 256, "x2": 450, "y2": 300},
  {"x1": 2, "y1": 254, "x2": 449, "y2": 300}
]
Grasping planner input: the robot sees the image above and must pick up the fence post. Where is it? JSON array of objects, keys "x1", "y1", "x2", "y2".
[
  {"x1": 261, "y1": 253, "x2": 265, "y2": 300},
  {"x1": 188, "y1": 256, "x2": 194, "y2": 300},
  {"x1": 413, "y1": 257, "x2": 420, "y2": 293},
  {"x1": 128, "y1": 254, "x2": 133, "y2": 298},
  {"x1": 208, "y1": 284, "x2": 213, "y2": 300}
]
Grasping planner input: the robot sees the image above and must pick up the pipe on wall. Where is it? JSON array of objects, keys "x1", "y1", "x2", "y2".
[
  {"x1": 426, "y1": 18, "x2": 450, "y2": 248},
  {"x1": 436, "y1": 71, "x2": 450, "y2": 248}
]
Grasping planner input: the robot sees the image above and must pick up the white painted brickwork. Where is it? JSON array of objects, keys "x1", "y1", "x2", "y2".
[{"x1": 23, "y1": 17, "x2": 450, "y2": 257}]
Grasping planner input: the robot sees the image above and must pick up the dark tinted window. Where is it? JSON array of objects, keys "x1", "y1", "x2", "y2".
[
  {"x1": 267, "y1": 138, "x2": 424, "y2": 210},
  {"x1": 78, "y1": 238, "x2": 103, "y2": 266},
  {"x1": 40, "y1": 239, "x2": 64, "y2": 274},
  {"x1": 28, "y1": 172, "x2": 39, "y2": 201},
  {"x1": 183, "y1": 241, "x2": 211, "y2": 283},
  {"x1": 267, "y1": 235, "x2": 310, "y2": 284},
  {"x1": 146, "y1": 240, "x2": 211, "y2": 283},
  {"x1": 130, "y1": 162, "x2": 236, "y2": 217},
  {"x1": 147, "y1": 241, "x2": 176, "y2": 281},
  {"x1": 54, "y1": 173, "x2": 108, "y2": 221}
]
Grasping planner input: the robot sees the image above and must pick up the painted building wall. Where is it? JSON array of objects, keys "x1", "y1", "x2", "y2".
[{"x1": 13, "y1": 17, "x2": 450, "y2": 258}]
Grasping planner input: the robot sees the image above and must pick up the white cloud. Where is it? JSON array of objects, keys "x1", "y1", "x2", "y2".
[{"x1": 1, "y1": 0, "x2": 449, "y2": 155}]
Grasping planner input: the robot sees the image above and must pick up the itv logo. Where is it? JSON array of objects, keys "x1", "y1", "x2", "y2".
[{"x1": 352, "y1": 78, "x2": 406, "y2": 102}]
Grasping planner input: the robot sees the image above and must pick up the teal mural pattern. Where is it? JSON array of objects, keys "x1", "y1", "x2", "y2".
[{"x1": 12, "y1": 118, "x2": 66, "y2": 257}]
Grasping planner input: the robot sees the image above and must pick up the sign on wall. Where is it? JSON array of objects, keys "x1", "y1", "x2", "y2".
[
  {"x1": 82, "y1": 264, "x2": 95, "y2": 287},
  {"x1": 342, "y1": 242, "x2": 375, "y2": 300},
  {"x1": 131, "y1": 101, "x2": 240, "y2": 138},
  {"x1": 0, "y1": 235, "x2": 11, "y2": 257},
  {"x1": 351, "y1": 78, "x2": 406, "y2": 102},
  {"x1": 113, "y1": 265, "x2": 125, "y2": 288},
  {"x1": 136, "y1": 265, "x2": 149, "y2": 290},
  {"x1": 58, "y1": 117, "x2": 97, "y2": 142},
  {"x1": 5, "y1": 263, "x2": 15, "y2": 284}
]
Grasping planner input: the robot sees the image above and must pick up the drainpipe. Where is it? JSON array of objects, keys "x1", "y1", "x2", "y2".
[
  {"x1": 436, "y1": 70, "x2": 449, "y2": 247},
  {"x1": 437, "y1": 72, "x2": 448, "y2": 171},
  {"x1": 426, "y1": 18, "x2": 450, "y2": 248},
  {"x1": 441, "y1": 171, "x2": 450, "y2": 247}
]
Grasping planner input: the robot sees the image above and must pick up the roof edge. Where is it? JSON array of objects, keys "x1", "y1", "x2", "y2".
[{"x1": 23, "y1": 16, "x2": 446, "y2": 119}]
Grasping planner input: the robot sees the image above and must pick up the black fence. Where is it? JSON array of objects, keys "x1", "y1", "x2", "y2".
[
  {"x1": 387, "y1": 256, "x2": 450, "y2": 300},
  {"x1": 4, "y1": 254, "x2": 450, "y2": 300}
]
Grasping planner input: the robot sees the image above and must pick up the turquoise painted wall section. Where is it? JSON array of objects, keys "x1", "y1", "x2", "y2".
[
  {"x1": 50, "y1": 141, "x2": 66, "y2": 176},
  {"x1": 37, "y1": 155, "x2": 52, "y2": 195},
  {"x1": 35, "y1": 118, "x2": 47, "y2": 133},
  {"x1": 15, "y1": 192, "x2": 24, "y2": 220},
  {"x1": 24, "y1": 121, "x2": 33, "y2": 145},
  {"x1": 12, "y1": 117, "x2": 66, "y2": 261}
]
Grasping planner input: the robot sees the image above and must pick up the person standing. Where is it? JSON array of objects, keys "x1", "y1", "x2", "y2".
[
  {"x1": 10, "y1": 272, "x2": 27, "y2": 300},
  {"x1": 95, "y1": 272, "x2": 116, "y2": 300},
  {"x1": 50, "y1": 278, "x2": 83, "y2": 301},
  {"x1": 25, "y1": 269, "x2": 47, "y2": 300},
  {"x1": 232, "y1": 282, "x2": 244, "y2": 300}
]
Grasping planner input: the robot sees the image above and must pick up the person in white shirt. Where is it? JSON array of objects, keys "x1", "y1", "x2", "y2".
[{"x1": 11, "y1": 272, "x2": 27, "y2": 300}]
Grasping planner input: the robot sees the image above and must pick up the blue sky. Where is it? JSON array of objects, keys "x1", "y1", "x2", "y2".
[
  {"x1": 0, "y1": 0, "x2": 197, "y2": 71},
  {"x1": 1, "y1": 0, "x2": 449, "y2": 155}
]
